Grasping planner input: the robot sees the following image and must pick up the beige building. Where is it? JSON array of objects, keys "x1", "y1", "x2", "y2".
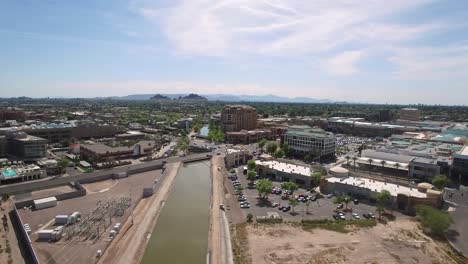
[
  {"x1": 400, "y1": 108, "x2": 420, "y2": 121},
  {"x1": 225, "y1": 148, "x2": 252, "y2": 168},
  {"x1": 221, "y1": 105, "x2": 258, "y2": 132}
]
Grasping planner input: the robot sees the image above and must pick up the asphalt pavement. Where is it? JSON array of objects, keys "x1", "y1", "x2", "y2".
[{"x1": 446, "y1": 186, "x2": 468, "y2": 257}]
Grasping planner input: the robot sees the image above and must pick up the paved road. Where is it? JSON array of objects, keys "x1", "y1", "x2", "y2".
[
  {"x1": 0, "y1": 153, "x2": 210, "y2": 195},
  {"x1": 446, "y1": 186, "x2": 468, "y2": 256}
]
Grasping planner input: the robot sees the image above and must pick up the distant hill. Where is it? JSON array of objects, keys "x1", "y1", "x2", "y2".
[
  {"x1": 114, "y1": 93, "x2": 332, "y2": 103},
  {"x1": 150, "y1": 94, "x2": 171, "y2": 100},
  {"x1": 178, "y1": 93, "x2": 208, "y2": 101}
]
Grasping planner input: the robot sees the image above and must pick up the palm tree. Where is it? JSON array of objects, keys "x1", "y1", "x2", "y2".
[
  {"x1": 352, "y1": 156, "x2": 358, "y2": 171},
  {"x1": 394, "y1": 163, "x2": 400, "y2": 171},
  {"x1": 367, "y1": 158, "x2": 374, "y2": 174},
  {"x1": 380, "y1": 160, "x2": 386, "y2": 171},
  {"x1": 345, "y1": 155, "x2": 351, "y2": 166}
]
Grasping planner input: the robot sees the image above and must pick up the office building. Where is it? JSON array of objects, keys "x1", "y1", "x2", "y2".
[
  {"x1": 284, "y1": 125, "x2": 336, "y2": 159},
  {"x1": 453, "y1": 145, "x2": 468, "y2": 180},
  {"x1": 225, "y1": 148, "x2": 252, "y2": 168},
  {"x1": 256, "y1": 160, "x2": 315, "y2": 188},
  {"x1": 221, "y1": 105, "x2": 258, "y2": 132},
  {"x1": 7, "y1": 132, "x2": 47, "y2": 160},
  {"x1": 400, "y1": 108, "x2": 420, "y2": 121}
]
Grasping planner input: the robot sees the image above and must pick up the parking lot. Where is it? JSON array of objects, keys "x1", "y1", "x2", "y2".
[{"x1": 229, "y1": 166, "x2": 402, "y2": 222}]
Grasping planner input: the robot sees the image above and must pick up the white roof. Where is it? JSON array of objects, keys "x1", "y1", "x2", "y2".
[
  {"x1": 257, "y1": 160, "x2": 311, "y2": 177},
  {"x1": 34, "y1": 197, "x2": 57, "y2": 204},
  {"x1": 327, "y1": 176, "x2": 426, "y2": 198}
]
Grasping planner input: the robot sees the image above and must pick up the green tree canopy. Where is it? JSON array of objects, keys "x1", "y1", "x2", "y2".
[
  {"x1": 274, "y1": 148, "x2": 285, "y2": 158},
  {"x1": 289, "y1": 198, "x2": 299, "y2": 213},
  {"x1": 432, "y1": 175, "x2": 451, "y2": 190},
  {"x1": 247, "y1": 170, "x2": 257, "y2": 184},
  {"x1": 281, "y1": 182, "x2": 298, "y2": 194},
  {"x1": 256, "y1": 179, "x2": 273, "y2": 199},
  {"x1": 258, "y1": 138, "x2": 268, "y2": 149},
  {"x1": 247, "y1": 159, "x2": 256, "y2": 170},
  {"x1": 266, "y1": 141, "x2": 278, "y2": 154},
  {"x1": 310, "y1": 172, "x2": 322, "y2": 187},
  {"x1": 376, "y1": 190, "x2": 392, "y2": 209},
  {"x1": 416, "y1": 205, "x2": 453, "y2": 237}
]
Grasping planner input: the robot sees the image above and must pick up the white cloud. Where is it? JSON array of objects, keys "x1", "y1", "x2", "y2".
[
  {"x1": 135, "y1": 0, "x2": 437, "y2": 57},
  {"x1": 321, "y1": 51, "x2": 364, "y2": 75},
  {"x1": 388, "y1": 45, "x2": 468, "y2": 79}
]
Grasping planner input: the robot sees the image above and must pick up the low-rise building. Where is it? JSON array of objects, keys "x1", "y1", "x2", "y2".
[
  {"x1": 7, "y1": 132, "x2": 47, "y2": 160},
  {"x1": 176, "y1": 118, "x2": 193, "y2": 131},
  {"x1": 400, "y1": 108, "x2": 420, "y2": 121},
  {"x1": 225, "y1": 148, "x2": 252, "y2": 168},
  {"x1": 80, "y1": 140, "x2": 158, "y2": 163},
  {"x1": 256, "y1": 160, "x2": 314, "y2": 188},
  {"x1": 0, "y1": 136, "x2": 6, "y2": 158},
  {"x1": 284, "y1": 125, "x2": 336, "y2": 159},
  {"x1": 0, "y1": 164, "x2": 46, "y2": 183},
  {"x1": 225, "y1": 129, "x2": 273, "y2": 144},
  {"x1": 37, "y1": 159, "x2": 60, "y2": 175},
  {"x1": 453, "y1": 145, "x2": 468, "y2": 181}
]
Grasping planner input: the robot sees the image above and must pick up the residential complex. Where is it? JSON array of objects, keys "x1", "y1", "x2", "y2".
[
  {"x1": 284, "y1": 125, "x2": 336, "y2": 159},
  {"x1": 220, "y1": 105, "x2": 258, "y2": 132}
]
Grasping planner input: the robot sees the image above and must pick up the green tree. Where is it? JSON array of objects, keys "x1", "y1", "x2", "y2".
[
  {"x1": 289, "y1": 198, "x2": 299, "y2": 214},
  {"x1": 258, "y1": 139, "x2": 268, "y2": 152},
  {"x1": 256, "y1": 179, "x2": 273, "y2": 200},
  {"x1": 266, "y1": 142, "x2": 278, "y2": 154},
  {"x1": 416, "y1": 205, "x2": 453, "y2": 237},
  {"x1": 177, "y1": 136, "x2": 190, "y2": 154},
  {"x1": 376, "y1": 205, "x2": 385, "y2": 220},
  {"x1": 310, "y1": 172, "x2": 322, "y2": 188},
  {"x1": 247, "y1": 159, "x2": 256, "y2": 170},
  {"x1": 352, "y1": 156, "x2": 358, "y2": 171},
  {"x1": 236, "y1": 185, "x2": 244, "y2": 192},
  {"x1": 229, "y1": 168, "x2": 236, "y2": 174},
  {"x1": 274, "y1": 148, "x2": 285, "y2": 158},
  {"x1": 58, "y1": 158, "x2": 70, "y2": 176},
  {"x1": 281, "y1": 182, "x2": 298, "y2": 194},
  {"x1": 380, "y1": 160, "x2": 386, "y2": 170},
  {"x1": 376, "y1": 189, "x2": 392, "y2": 216},
  {"x1": 345, "y1": 155, "x2": 351, "y2": 166},
  {"x1": 247, "y1": 170, "x2": 257, "y2": 186},
  {"x1": 432, "y1": 175, "x2": 451, "y2": 190},
  {"x1": 281, "y1": 142, "x2": 290, "y2": 156}
]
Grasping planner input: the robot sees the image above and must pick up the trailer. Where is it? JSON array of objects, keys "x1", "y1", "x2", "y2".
[
  {"x1": 37, "y1": 230, "x2": 54, "y2": 240},
  {"x1": 55, "y1": 215, "x2": 71, "y2": 225},
  {"x1": 34, "y1": 197, "x2": 57, "y2": 210}
]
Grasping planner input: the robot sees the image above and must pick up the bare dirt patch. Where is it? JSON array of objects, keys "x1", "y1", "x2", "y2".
[
  {"x1": 244, "y1": 219, "x2": 454, "y2": 264},
  {"x1": 81, "y1": 179, "x2": 117, "y2": 193}
]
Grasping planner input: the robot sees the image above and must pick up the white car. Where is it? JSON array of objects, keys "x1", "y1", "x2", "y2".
[{"x1": 352, "y1": 213, "x2": 360, "y2": 219}]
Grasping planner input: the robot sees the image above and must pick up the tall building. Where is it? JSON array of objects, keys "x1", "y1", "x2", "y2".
[
  {"x1": 220, "y1": 105, "x2": 258, "y2": 132},
  {"x1": 453, "y1": 145, "x2": 468, "y2": 180},
  {"x1": 7, "y1": 132, "x2": 47, "y2": 160},
  {"x1": 0, "y1": 136, "x2": 6, "y2": 158},
  {"x1": 284, "y1": 125, "x2": 336, "y2": 159},
  {"x1": 400, "y1": 108, "x2": 420, "y2": 121}
]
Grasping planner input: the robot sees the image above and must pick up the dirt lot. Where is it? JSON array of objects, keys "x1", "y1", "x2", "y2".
[
  {"x1": 18, "y1": 170, "x2": 161, "y2": 264},
  {"x1": 240, "y1": 219, "x2": 454, "y2": 264},
  {"x1": 81, "y1": 179, "x2": 118, "y2": 193}
]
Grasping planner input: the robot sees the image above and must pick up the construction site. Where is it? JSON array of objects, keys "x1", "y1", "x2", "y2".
[{"x1": 14, "y1": 169, "x2": 161, "y2": 264}]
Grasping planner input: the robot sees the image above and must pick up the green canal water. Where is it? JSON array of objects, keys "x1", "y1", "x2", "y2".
[{"x1": 140, "y1": 161, "x2": 211, "y2": 264}]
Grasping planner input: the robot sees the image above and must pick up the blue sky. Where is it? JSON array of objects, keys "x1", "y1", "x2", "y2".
[{"x1": 1, "y1": 0, "x2": 468, "y2": 104}]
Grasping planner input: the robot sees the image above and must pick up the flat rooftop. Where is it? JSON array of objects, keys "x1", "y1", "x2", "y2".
[
  {"x1": 257, "y1": 160, "x2": 311, "y2": 177},
  {"x1": 327, "y1": 176, "x2": 426, "y2": 198},
  {"x1": 460, "y1": 145, "x2": 468, "y2": 156}
]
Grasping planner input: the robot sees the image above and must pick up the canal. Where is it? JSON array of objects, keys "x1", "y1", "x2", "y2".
[{"x1": 141, "y1": 161, "x2": 211, "y2": 264}]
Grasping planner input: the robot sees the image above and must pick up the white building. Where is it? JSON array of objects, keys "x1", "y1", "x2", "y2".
[
  {"x1": 284, "y1": 125, "x2": 336, "y2": 159},
  {"x1": 225, "y1": 148, "x2": 251, "y2": 168}
]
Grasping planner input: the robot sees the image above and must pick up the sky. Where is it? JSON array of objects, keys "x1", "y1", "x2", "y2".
[{"x1": 1, "y1": 0, "x2": 468, "y2": 105}]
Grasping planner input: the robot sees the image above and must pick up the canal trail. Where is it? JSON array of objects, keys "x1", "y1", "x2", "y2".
[
  {"x1": 97, "y1": 162, "x2": 181, "y2": 264},
  {"x1": 209, "y1": 156, "x2": 234, "y2": 264}
]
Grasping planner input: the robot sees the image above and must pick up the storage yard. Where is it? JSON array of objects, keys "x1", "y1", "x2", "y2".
[{"x1": 17, "y1": 169, "x2": 161, "y2": 264}]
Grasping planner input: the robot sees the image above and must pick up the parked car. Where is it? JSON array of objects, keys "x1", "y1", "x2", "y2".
[
  {"x1": 332, "y1": 214, "x2": 340, "y2": 220},
  {"x1": 327, "y1": 193, "x2": 334, "y2": 198},
  {"x1": 352, "y1": 213, "x2": 360, "y2": 219},
  {"x1": 310, "y1": 196, "x2": 317, "y2": 201},
  {"x1": 368, "y1": 212, "x2": 376, "y2": 219},
  {"x1": 337, "y1": 212, "x2": 346, "y2": 220},
  {"x1": 353, "y1": 199, "x2": 359, "y2": 205},
  {"x1": 272, "y1": 202, "x2": 279, "y2": 207},
  {"x1": 240, "y1": 203, "x2": 250, "y2": 209},
  {"x1": 282, "y1": 206, "x2": 291, "y2": 212},
  {"x1": 336, "y1": 203, "x2": 344, "y2": 209}
]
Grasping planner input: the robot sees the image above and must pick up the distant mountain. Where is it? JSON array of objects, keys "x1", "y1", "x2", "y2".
[
  {"x1": 178, "y1": 93, "x2": 208, "y2": 101},
  {"x1": 114, "y1": 93, "x2": 332, "y2": 103},
  {"x1": 150, "y1": 94, "x2": 171, "y2": 100}
]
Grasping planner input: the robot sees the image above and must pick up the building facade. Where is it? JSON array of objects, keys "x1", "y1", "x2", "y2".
[
  {"x1": 453, "y1": 145, "x2": 468, "y2": 180},
  {"x1": 80, "y1": 140, "x2": 158, "y2": 163},
  {"x1": 7, "y1": 132, "x2": 47, "y2": 160},
  {"x1": 0, "y1": 136, "x2": 6, "y2": 158},
  {"x1": 225, "y1": 148, "x2": 252, "y2": 168},
  {"x1": 256, "y1": 160, "x2": 314, "y2": 188},
  {"x1": 220, "y1": 105, "x2": 258, "y2": 132},
  {"x1": 225, "y1": 129, "x2": 273, "y2": 144},
  {"x1": 400, "y1": 108, "x2": 420, "y2": 121},
  {"x1": 284, "y1": 125, "x2": 336, "y2": 159}
]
